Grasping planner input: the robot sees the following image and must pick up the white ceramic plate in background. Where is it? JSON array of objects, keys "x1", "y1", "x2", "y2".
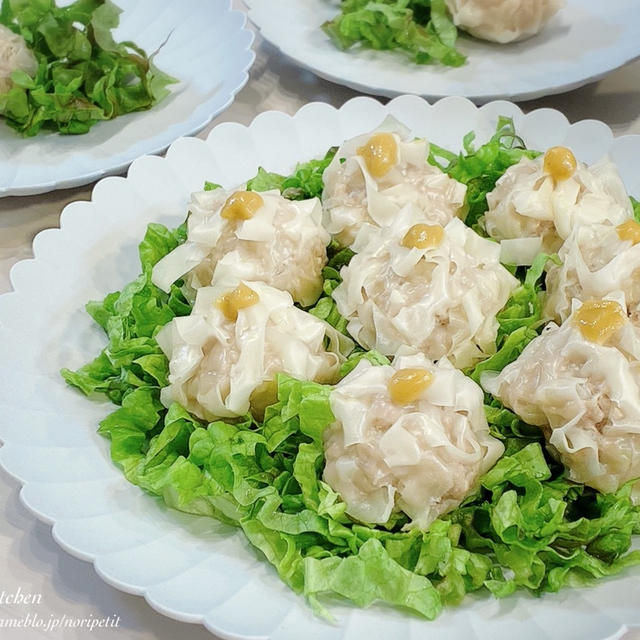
[
  {"x1": 245, "y1": 0, "x2": 640, "y2": 103},
  {"x1": 0, "y1": 0, "x2": 255, "y2": 197},
  {"x1": 1, "y1": 96, "x2": 640, "y2": 640}
]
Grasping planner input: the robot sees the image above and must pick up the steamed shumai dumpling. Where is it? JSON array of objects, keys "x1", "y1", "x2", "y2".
[
  {"x1": 152, "y1": 188, "x2": 330, "y2": 306},
  {"x1": 0, "y1": 24, "x2": 37, "y2": 94},
  {"x1": 322, "y1": 118, "x2": 467, "y2": 247},
  {"x1": 444, "y1": 0, "x2": 564, "y2": 44},
  {"x1": 545, "y1": 220, "x2": 640, "y2": 324},
  {"x1": 484, "y1": 148, "x2": 632, "y2": 261},
  {"x1": 331, "y1": 206, "x2": 519, "y2": 368},
  {"x1": 483, "y1": 296, "x2": 640, "y2": 499},
  {"x1": 323, "y1": 352, "x2": 504, "y2": 529},
  {"x1": 155, "y1": 280, "x2": 347, "y2": 421}
]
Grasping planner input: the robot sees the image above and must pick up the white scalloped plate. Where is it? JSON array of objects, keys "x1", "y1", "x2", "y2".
[
  {"x1": 2, "y1": 96, "x2": 640, "y2": 640},
  {"x1": 0, "y1": 0, "x2": 255, "y2": 197},
  {"x1": 245, "y1": 0, "x2": 640, "y2": 103}
]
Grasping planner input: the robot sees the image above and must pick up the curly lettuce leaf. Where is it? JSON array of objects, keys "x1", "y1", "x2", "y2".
[
  {"x1": 61, "y1": 221, "x2": 190, "y2": 404},
  {"x1": 308, "y1": 241, "x2": 353, "y2": 330},
  {"x1": 466, "y1": 254, "x2": 551, "y2": 451},
  {"x1": 82, "y1": 372, "x2": 640, "y2": 619},
  {"x1": 304, "y1": 538, "x2": 442, "y2": 620},
  {"x1": 247, "y1": 147, "x2": 337, "y2": 200},
  {"x1": 430, "y1": 116, "x2": 541, "y2": 231},
  {"x1": 323, "y1": 0, "x2": 465, "y2": 67},
  {"x1": 0, "y1": 0, "x2": 176, "y2": 136},
  {"x1": 338, "y1": 349, "x2": 389, "y2": 379},
  {"x1": 467, "y1": 252, "x2": 551, "y2": 387},
  {"x1": 495, "y1": 252, "x2": 556, "y2": 336},
  {"x1": 454, "y1": 444, "x2": 640, "y2": 595}
]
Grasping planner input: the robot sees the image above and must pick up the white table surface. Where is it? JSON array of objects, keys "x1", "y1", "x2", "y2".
[{"x1": 2, "y1": 3, "x2": 640, "y2": 638}]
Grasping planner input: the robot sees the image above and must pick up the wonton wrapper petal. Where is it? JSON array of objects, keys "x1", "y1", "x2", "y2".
[
  {"x1": 485, "y1": 155, "x2": 632, "y2": 260},
  {"x1": 545, "y1": 223, "x2": 640, "y2": 324},
  {"x1": 483, "y1": 296, "x2": 640, "y2": 500},
  {"x1": 156, "y1": 281, "x2": 348, "y2": 421},
  {"x1": 332, "y1": 207, "x2": 519, "y2": 368},
  {"x1": 152, "y1": 188, "x2": 330, "y2": 307},
  {"x1": 323, "y1": 352, "x2": 504, "y2": 529},
  {"x1": 322, "y1": 117, "x2": 467, "y2": 247}
]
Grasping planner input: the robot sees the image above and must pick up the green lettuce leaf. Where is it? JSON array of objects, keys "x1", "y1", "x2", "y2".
[
  {"x1": 69, "y1": 366, "x2": 640, "y2": 618},
  {"x1": 430, "y1": 116, "x2": 541, "y2": 231},
  {"x1": 61, "y1": 221, "x2": 190, "y2": 404},
  {"x1": 338, "y1": 349, "x2": 389, "y2": 379},
  {"x1": 308, "y1": 241, "x2": 353, "y2": 329},
  {"x1": 453, "y1": 444, "x2": 640, "y2": 595},
  {"x1": 247, "y1": 147, "x2": 337, "y2": 200},
  {"x1": 322, "y1": 0, "x2": 465, "y2": 67},
  {"x1": 0, "y1": 0, "x2": 176, "y2": 136},
  {"x1": 304, "y1": 537, "x2": 442, "y2": 620},
  {"x1": 496, "y1": 252, "x2": 556, "y2": 336},
  {"x1": 467, "y1": 252, "x2": 551, "y2": 385}
]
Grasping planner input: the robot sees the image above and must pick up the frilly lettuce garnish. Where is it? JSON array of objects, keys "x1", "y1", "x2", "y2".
[
  {"x1": 430, "y1": 116, "x2": 541, "y2": 231},
  {"x1": 323, "y1": 0, "x2": 465, "y2": 67},
  {"x1": 247, "y1": 147, "x2": 337, "y2": 200},
  {"x1": 61, "y1": 222, "x2": 190, "y2": 402},
  {"x1": 308, "y1": 241, "x2": 353, "y2": 332},
  {"x1": 0, "y1": 0, "x2": 176, "y2": 136},
  {"x1": 467, "y1": 251, "x2": 556, "y2": 385},
  {"x1": 63, "y1": 123, "x2": 640, "y2": 619}
]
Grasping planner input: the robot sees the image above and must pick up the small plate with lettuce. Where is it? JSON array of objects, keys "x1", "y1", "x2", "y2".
[
  {"x1": 244, "y1": 0, "x2": 640, "y2": 102},
  {"x1": 1, "y1": 95, "x2": 639, "y2": 639},
  {"x1": 0, "y1": 0, "x2": 255, "y2": 197}
]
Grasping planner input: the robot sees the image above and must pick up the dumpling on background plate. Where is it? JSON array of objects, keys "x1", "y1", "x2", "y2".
[
  {"x1": 545, "y1": 220, "x2": 640, "y2": 324},
  {"x1": 483, "y1": 295, "x2": 640, "y2": 499},
  {"x1": 0, "y1": 24, "x2": 37, "y2": 93},
  {"x1": 322, "y1": 117, "x2": 467, "y2": 248},
  {"x1": 155, "y1": 280, "x2": 349, "y2": 422},
  {"x1": 152, "y1": 188, "x2": 330, "y2": 307},
  {"x1": 444, "y1": 0, "x2": 564, "y2": 43},
  {"x1": 484, "y1": 146, "x2": 633, "y2": 263},
  {"x1": 332, "y1": 206, "x2": 519, "y2": 368},
  {"x1": 323, "y1": 351, "x2": 504, "y2": 530}
]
